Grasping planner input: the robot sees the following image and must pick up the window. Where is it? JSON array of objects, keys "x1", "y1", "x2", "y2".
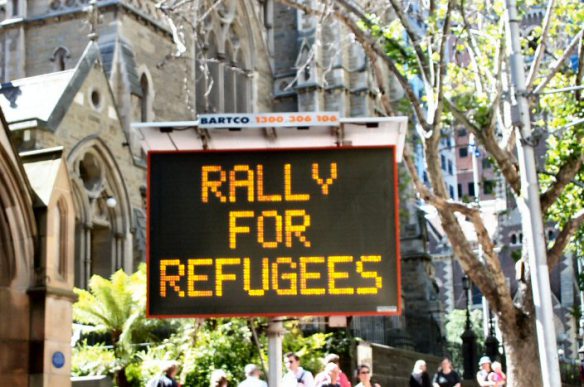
[
  {"x1": 468, "y1": 182, "x2": 475, "y2": 197},
  {"x1": 55, "y1": 199, "x2": 68, "y2": 279},
  {"x1": 195, "y1": 29, "x2": 250, "y2": 114},
  {"x1": 50, "y1": 46, "x2": 71, "y2": 72},
  {"x1": 459, "y1": 147, "x2": 469, "y2": 158},
  {"x1": 483, "y1": 180, "x2": 495, "y2": 195},
  {"x1": 511, "y1": 233, "x2": 517, "y2": 245},
  {"x1": 441, "y1": 155, "x2": 446, "y2": 170},
  {"x1": 471, "y1": 284, "x2": 482, "y2": 306},
  {"x1": 548, "y1": 230, "x2": 555, "y2": 241},
  {"x1": 457, "y1": 184, "x2": 462, "y2": 197},
  {"x1": 90, "y1": 89, "x2": 101, "y2": 110},
  {"x1": 449, "y1": 185, "x2": 455, "y2": 199},
  {"x1": 140, "y1": 74, "x2": 149, "y2": 122},
  {"x1": 448, "y1": 160, "x2": 453, "y2": 175},
  {"x1": 482, "y1": 158, "x2": 491, "y2": 169},
  {"x1": 458, "y1": 128, "x2": 467, "y2": 137},
  {"x1": 224, "y1": 44, "x2": 236, "y2": 113},
  {"x1": 423, "y1": 171, "x2": 429, "y2": 184}
]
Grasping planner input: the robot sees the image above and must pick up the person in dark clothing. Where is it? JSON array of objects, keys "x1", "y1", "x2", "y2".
[
  {"x1": 150, "y1": 361, "x2": 180, "y2": 387},
  {"x1": 432, "y1": 358, "x2": 461, "y2": 387},
  {"x1": 410, "y1": 360, "x2": 432, "y2": 387}
]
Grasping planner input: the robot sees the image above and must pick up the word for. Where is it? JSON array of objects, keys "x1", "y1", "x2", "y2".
[
  {"x1": 159, "y1": 255, "x2": 383, "y2": 298},
  {"x1": 201, "y1": 163, "x2": 338, "y2": 204},
  {"x1": 229, "y1": 210, "x2": 311, "y2": 249}
]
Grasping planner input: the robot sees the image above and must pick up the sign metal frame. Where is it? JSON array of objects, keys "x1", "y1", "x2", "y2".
[{"x1": 146, "y1": 146, "x2": 401, "y2": 318}]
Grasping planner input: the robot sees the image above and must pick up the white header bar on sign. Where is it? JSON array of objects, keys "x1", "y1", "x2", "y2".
[{"x1": 198, "y1": 112, "x2": 340, "y2": 128}]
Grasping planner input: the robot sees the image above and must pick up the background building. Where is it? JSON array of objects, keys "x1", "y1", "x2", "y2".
[{"x1": 0, "y1": 0, "x2": 445, "y2": 384}]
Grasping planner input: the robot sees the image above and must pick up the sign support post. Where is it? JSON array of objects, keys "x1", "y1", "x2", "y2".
[{"x1": 267, "y1": 318, "x2": 286, "y2": 387}]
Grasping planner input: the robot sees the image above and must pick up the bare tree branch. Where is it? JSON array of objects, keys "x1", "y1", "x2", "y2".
[
  {"x1": 431, "y1": 0, "x2": 454, "y2": 130},
  {"x1": 435, "y1": 203, "x2": 516, "y2": 319},
  {"x1": 369, "y1": 55, "x2": 396, "y2": 116},
  {"x1": 331, "y1": 0, "x2": 430, "y2": 128},
  {"x1": 460, "y1": 0, "x2": 487, "y2": 94},
  {"x1": 540, "y1": 154, "x2": 584, "y2": 213},
  {"x1": 404, "y1": 142, "x2": 500, "y2": 276},
  {"x1": 386, "y1": 0, "x2": 432, "y2": 84},
  {"x1": 532, "y1": 28, "x2": 584, "y2": 95},
  {"x1": 547, "y1": 210, "x2": 584, "y2": 269},
  {"x1": 446, "y1": 98, "x2": 522, "y2": 195},
  {"x1": 491, "y1": 20, "x2": 506, "y2": 99},
  {"x1": 525, "y1": 0, "x2": 556, "y2": 89}
]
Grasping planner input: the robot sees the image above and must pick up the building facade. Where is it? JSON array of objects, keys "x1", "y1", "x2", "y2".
[{"x1": 0, "y1": 0, "x2": 445, "y2": 384}]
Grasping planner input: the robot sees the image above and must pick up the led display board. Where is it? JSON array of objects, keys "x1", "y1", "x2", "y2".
[{"x1": 147, "y1": 147, "x2": 400, "y2": 317}]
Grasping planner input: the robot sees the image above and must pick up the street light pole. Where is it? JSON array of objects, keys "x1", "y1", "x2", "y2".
[
  {"x1": 470, "y1": 134, "x2": 492, "y2": 340},
  {"x1": 504, "y1": 0, "x2": 561, "y2": 385},
  {"x1": 461, "y1": 275, "x2": 477, "y2": 380},
  {"x1": 484, "y1": 313, "x2": 500, "y2": 361}
]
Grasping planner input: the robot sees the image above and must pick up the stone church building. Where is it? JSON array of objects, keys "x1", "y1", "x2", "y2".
[{"x1": 0, "y1": 0, "x2": 442, "y2": 384}]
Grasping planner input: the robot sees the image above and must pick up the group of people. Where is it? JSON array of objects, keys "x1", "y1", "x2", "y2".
[
  {"x1": 476, "y1": 356, "x2": 506, "y2": 387},
  {"x1": 409, "y1": 356, "x2": 506, "y2": 387},
  {"x1": 149, "y1": 353, "x2": 506, "y2": 387},
  {"x1": 281, "y1": 352, "x2": 378, "y2": 387}
]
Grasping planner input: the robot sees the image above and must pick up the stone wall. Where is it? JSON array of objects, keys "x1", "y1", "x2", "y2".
[
  {"x1": 367, "y1": 343, "x2": 442, "y2": 387},
  {"x1": 0, "y1": 116, "x2": 36, "y2": 387},
  {"x1": 25, "y1": 18, "x2": 92, "y2": 76},
  {"x1": 34, "y1": 62, "x2": 145, "y2": 211},
  {"x1": 118, "y1": 13, "x2": 192, "y2": 121}
]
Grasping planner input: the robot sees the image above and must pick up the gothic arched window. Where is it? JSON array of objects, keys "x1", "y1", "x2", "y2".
[
  {"x1": 140, "y1": 74, "x2": 149, "y2": 122},
  {"x1": 224, "y1": 43, "x2": 236, "y2": 113},
  {"x1": 195, "y1": 14, "x2": 252, "y2": 114},
  {"x1": 55, "y1": 198, "x2": 68, "y2": 279},
  {"x1": 50, "y1": 46, "x2": 71, "y2": 72}
]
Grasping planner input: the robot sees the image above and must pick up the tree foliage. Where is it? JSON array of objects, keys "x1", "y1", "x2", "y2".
[
  {"x1": 271, "y1": 0, "x2": 584, "y2": 385},
  {"x1": 73, "y1": 268, "x2": 348, "y2": 386},
  {"x1": 73, "y1": 266, "x2": 155, "y2": 386}
]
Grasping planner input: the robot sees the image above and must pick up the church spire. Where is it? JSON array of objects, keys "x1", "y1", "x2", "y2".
[{"x1": 86, "y1": 0, "x2": 101, "y2": 41}]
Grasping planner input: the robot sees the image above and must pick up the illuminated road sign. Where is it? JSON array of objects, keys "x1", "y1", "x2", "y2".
[{"x1": 147, "y1": 147, "x2": 400, "y2": 317}]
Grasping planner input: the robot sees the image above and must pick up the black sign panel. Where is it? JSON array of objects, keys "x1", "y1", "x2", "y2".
[{"x1": 147, "y1": 147, "x2": 400, "y2": 317}]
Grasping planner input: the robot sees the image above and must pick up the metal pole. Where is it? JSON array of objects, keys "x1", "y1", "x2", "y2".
[
  {"x1": 504, "y1": 1, "x2": 561, "y2": 385},
  {"x1": 470, "y1": 134, "x2": 491, "y2": 339},
  {"x1": 267, "y1": 318, "x2": 286, "y2": 387},
  {"x1": 462, "y1": 275, "x2": 477, "y2": 380}
]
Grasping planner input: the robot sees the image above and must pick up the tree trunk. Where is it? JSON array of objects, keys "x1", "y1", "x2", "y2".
[
  {"x1": 500, "y1": 311, "x2": 543, "y2": 387},
  {"x1": 115, "y1": 367, "x2": 130, "y2": 387}
]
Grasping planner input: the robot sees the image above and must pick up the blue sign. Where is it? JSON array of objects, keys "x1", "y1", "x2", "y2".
[{"x1": 52, "y1": 351, "x2": 65, "y2": 369}]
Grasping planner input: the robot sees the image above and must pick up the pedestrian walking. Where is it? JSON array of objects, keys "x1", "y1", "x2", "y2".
[
  {"x1": 409, "y1": 360, "x2": 431, "y2": 387},
  {"x1": 315, "y1": 354, "x2": 351, "y2": 387},
  {"x1": 238, "y1": 364, "x2": 267, "y2": 387},
  {"x1": 282, "y1": 352, "x2": 315, "y2": 387},
  {"x1": 315, "y1": 362, "x2": 341, "y2": 387},
  {"x1": 211, "y1": 369, "x2": 229, "y2": 387},
  {"x1": 354, "y1": 365, "x2": 380, "y2": 387},
  {"x1": 476, "y1": 356, "x2": 495, "y2": 387},
  {"x1": 147, "y1": 361, "x2": 180, "y2": 387},
  {"x1": 489, "y1": 361, "x2": 506, "y2": 386},
  {"x1": 432, "y1": 358, "x2": 461, "y2": 387}
]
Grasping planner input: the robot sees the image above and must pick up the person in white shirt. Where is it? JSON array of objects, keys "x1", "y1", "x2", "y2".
[
  {"x1": 282, "y1": 352, "x2": 315, "y2": 387},
  {"x1": 238, "y1": 364, "x2": 267, "y2": 387}
]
